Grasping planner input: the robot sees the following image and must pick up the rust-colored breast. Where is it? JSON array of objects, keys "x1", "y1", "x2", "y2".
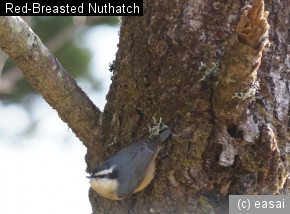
[{"x1": 133, "y1": 160, "x2": 156, "y2": 194}]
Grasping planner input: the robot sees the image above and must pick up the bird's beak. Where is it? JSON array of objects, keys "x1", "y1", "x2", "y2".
[{"x1": 86, "y1": 175, "x2": 93, "y2": 179}]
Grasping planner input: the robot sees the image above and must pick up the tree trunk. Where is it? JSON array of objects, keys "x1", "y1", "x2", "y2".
[
  {"x1": 86, "y1": 0, "x2": 290, "y2": 213},
  {"x1": 1, "y1": 0, "x2": 289, "y2": 213}
]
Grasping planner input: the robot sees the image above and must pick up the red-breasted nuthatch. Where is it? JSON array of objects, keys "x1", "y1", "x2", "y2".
[{"x1": 86, "y1": 128, "x2": 172, "y2": 200}]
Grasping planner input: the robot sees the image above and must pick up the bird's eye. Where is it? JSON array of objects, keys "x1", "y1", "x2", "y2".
[{"x1": 97, "y1": 174, "x2": 107, "y2": 179}]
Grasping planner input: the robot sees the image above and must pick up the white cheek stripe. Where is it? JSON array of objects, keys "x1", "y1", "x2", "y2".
[{"x1": 95, "y1": 166, "x2": 115, "y2": 176}]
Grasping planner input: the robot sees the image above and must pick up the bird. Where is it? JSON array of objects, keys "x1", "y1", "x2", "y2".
[{"x1": 86, "y1": 128, "x2": 173, "y2": 200}]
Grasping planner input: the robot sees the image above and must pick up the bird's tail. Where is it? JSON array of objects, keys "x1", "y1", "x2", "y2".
[{"x1": 159, "y1": 128, "x2": 173, "y2": 145}]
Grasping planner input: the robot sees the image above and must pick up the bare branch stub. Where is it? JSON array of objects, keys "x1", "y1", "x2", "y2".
[
  {"x1": 213, "y1": 0, "x2": 270, "y2": 123},
  {"x1": 212, "y1": 0, "x2": 270, "y2": 167},
  {"x1": 237, "y1": 0, "x2": 270, "y2": 48}
]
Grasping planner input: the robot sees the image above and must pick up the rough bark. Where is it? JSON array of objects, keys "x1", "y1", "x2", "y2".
[
  {"x1": 86, "y1": 0, "x2": 290, "y2": 213},
  {"x1": 0, "y1": 16, "x2": 102, "y2": 149}
]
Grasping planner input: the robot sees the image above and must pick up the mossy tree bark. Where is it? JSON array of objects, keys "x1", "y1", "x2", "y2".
[
  {"x1": 1, "y1": 0, "x2": 290, "y2": 213},
  {"x1": 87, "y1": 0, "x2": 290, "y2": 213}
]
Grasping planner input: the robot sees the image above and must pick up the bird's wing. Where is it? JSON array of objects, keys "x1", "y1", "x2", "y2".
[{"x1": 116, "y1": 138, "x2": 161, "y2": 185}]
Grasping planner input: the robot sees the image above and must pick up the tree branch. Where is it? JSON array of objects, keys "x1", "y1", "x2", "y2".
[
  {"x1": 0, "y1": 16, "x2": 101, "y2": 94},
  {"x1": 0, "y1": 16, "x2": 102, "y2": 148}
]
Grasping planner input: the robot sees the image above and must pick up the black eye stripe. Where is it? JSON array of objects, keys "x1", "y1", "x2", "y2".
[
  {"x1": 95, "y1": 169, "x2": 118, "y2": 179},
  {"x1": 97, "y1": 174, "x2": 108, "y2": 178}
]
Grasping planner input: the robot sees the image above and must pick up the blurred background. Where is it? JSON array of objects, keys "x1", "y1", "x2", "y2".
[{"x1": 0, "y1": 16, "x2": 120, "y2": 213}]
